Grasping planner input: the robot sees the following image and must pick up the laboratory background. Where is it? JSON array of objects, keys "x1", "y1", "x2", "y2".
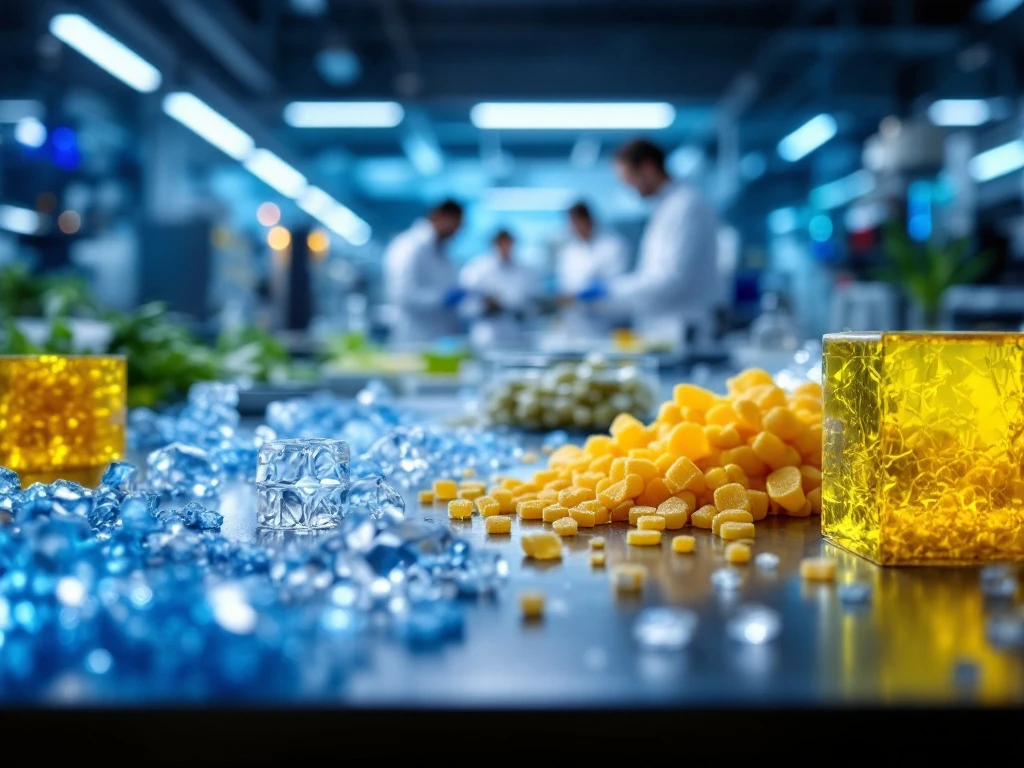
[{"x1": 0, "y1": 0, "x2": 1022, "y2": 748}]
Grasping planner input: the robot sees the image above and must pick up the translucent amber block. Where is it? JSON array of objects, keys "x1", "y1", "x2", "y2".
[
  {"x1": 0, "y1": 355, "x2": 126, "y2": 476},
  {"x1": 822, "y1": 332, "x2": 1024, "y2": 565}
]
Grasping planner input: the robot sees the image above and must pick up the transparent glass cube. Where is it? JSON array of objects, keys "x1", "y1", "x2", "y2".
[{"x1": 256, "y1": 438, "x2": 350, "y2": 530}]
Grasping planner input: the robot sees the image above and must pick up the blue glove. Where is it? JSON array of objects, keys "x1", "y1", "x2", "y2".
[
  {"x1": 442, "y1": 287, "x2": 467, "y2": 308},
  {"x1": 577, "y1": 283, "x2": 608, "y2": 303}
]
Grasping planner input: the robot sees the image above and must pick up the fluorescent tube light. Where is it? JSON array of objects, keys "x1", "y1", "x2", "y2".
[
  {"x1": 243, "y1": 149, "x2": 307, "y2": 199},
  {"x1": 162, "y1": 93, "x2": 254, "y2": 161},
  {"x1": 927, "y1": 99, "x2": 991, "y2": 127},
  {"x1": 777, "y1": 114, "x2": 837, "y2": 162},
  {"x1": 283, "y1": 101, "x2": 404, "y2": 128},
  {"x1": 767, "y1": 207, "x2": 798, "y2": 235},
  {"x1": 974, "y1": 0, "x2": 1023, "y2": 22},
  {"x1": 401, "y1": 133, "x2": 443, "y2": 175},
  {"x1": 469, "y1": 102, "x2": 675, "y2": 130},
  {"x1": 49, "y1": 13, "x2": 161, "y2": 93},
  {"x1": 298, "y1": 186, "x2": 371, "y2": 246},
  {"x1": 969, "y1": 140, "x2": 1024, "y2": 182},
  {"x1": 810, "y1": 170, "x2": 875, "y2": 210},
  {"x1": 0, "y1": 205, "x2": 41, "y2": 235},
  {"x1": 483, "y1": 188, "x2": 576, "y2": 211}
]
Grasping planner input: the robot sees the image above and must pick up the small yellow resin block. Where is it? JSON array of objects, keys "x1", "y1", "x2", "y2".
[
  {"x1": 0, "y1": 355, "x2": 126, "y2": 474},
  {"x1": 637, "y1": 515, "x2": 666, "y2": 531},
  {"x1": 590, "y1": 537, "x2": 606, "y2": 550},
  {"x1": 520, "y1": 591, "x2": 545, "y2": 619},
  {"x1": 491, "y1": 488, "x2": 515, "y2": 514},
  {"x1": 522, "y1": 532, "x2": 563, "y2": 560},
  {"x1": 542, "y1": 504, "x2": 569, "y2": 523},
  {"x1": 476, "y1": 496, "x2": 501, "y2": 517},
  {"x1": 590, "y1": 552, "x2": 606, "y2": 568},
  {"x1": 458, "y1": 487, "x2": 484, "y2": 501},
  {"x1": 553, "y1": 516, "x2": 579, "y2": 536},
  {"x1": 712, "y1": 509, "x2": 754, "y2": 536},
  {"x1": 628, "y1": 506, "x2": 658, "y2": 526},
  {"x1": 570, "y1": 506, "x2": 597, "y2": 528},
  {"x1": 559, "y1": 487, "x2": 595, "y2": 507},
  {"x1": 610, "y1": 501, "x2": 633, "y2": 522},
  {"x1": 725, "y1": 542, "x2": 751, "y2": 564},
  {"x1": 657, "y1": 496, "x2": 690, "y2": 529},
  {"x1": 627, "y1": 529, "x2": 662, "y2": 547},
  {"x1": 672, "y1": 535, "x2": 696, "y2": 554},
  {"x1": 690, "y1": 504, "x2": 718, "y2": 529},
  {"x1": 720, "y1": 521, "x2": 755, "y2": 540},
  {"x1": 713, "y1": 483, "x2": 750, "y2": 513},
  {"x1": 433, "y1": 479, "x2": 458, "y2": 501},
  {"x1": 823, "y1": 331, "x2": 1024, "y2": 565},
  {"x1": 448, "y1": 499, "x2": 473, "y2": 519},
  {"x1": 517, "y1": 500, "x2": 545, "y2": 520},
  {"x1": 799, "y1": 557, "x2": 837, "y2": 581},
  {"x1": 485, "y1": 515, "x2": 512, "y2": 534},
  {"x1": 417, "y1": 490, "x2": 434, "y2": 504},
  {"x1": 611, "y1": 564, "x2": 647, "y2": 592}
]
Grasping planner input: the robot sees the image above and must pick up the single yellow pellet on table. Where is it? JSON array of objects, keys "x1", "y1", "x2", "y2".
[
  {"x1": 590, "y1": 536, "x2": 606, "y2": 550},
  {"x1": 517, "y1": 499, "x2": 545, "y2": 520},
  {"x1": 714, "y1": 483, "x2": 751, "y2": 513},
  {"x1": 720, "y1": 521, "x2": 756, "y2": 540},
  {"x1": 491, "y1": 488, "x2": 515, "y2": 514},
  {"x1": 458, "y1": 487, "x2": 484, "y2": 501},
  {"x1": 571, "y1": 507, "x2": 597, "y2": 528},
  {"x1": 637, "y1": 515, "x2": 666, "y2": 531},
  {"x1": 627, "y1": 529, "x2": 662, "y2": 547},
  {"x1": 657, "y1": 496, "x2": 690, "y2": 529},
  {"x1": 611, "y1": 563, "x2": 647, "y2": 593},
  {"x1": 690, "y1": 504, "x2": 718, "y2": 529},
  {"x1": 542, "y1": 503, "x2": 569, "y2": 522},
  {"x1": 725, "y1": 542, "x2": 751, "y2": 564},
  {"x1": 672, "y1": 535, "x2": 696, "y2": 554},
  {"x1": 434, "y1": 479, "x2": 458, "y2": 501},
  {"x1": 520, "y1": 591, "x2": 545, "y2": 619},
  {"x1": 712, "y1": 509, "x2": 754, "y2": 536},
  {"x1": 590, "y1": 552, "x2": 606, "y2": 568},
  {"x1": 448, "y1": 499, "x2": 473, "y2": 519},
  {"x1": 485, "y1": 515, "x2": 512, "y2": 534},
  {"x1": 417, "y1": 490, "x2": 434, "y2": 504},
  {"x1": 552, "y1": 516, "x2": 579, "y2": 537},
  {"x1": 475, "y1": 496, "x2": 500, "y2": 517},
  {"x1": 800, "y1": 557, "x2": 837, "y2": 581},
  {"x1": 521, "y1": 532, "x2": 563, "y2": 560}
]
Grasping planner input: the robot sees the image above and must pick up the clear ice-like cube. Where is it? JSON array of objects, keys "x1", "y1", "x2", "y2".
[
  {"x1": 634, "y1": 608, "x2": 699, "y2": 651},
  {"x1": 147, "y1": 443, "x2": 223, "y2": 498},
  {"x1": 0, "y1": 467, "x2": 20, "y2": 496},
  {"x1": 256, "y1": 439, "x2": 350, "y2": 531},
  {"x1": 188, "y1": 381, "x2": 240, "y2": 410}
]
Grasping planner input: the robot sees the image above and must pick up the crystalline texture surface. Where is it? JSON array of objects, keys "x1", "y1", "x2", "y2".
[
  {"x1": 257, "y1": 439, "x2": 350, "y2": 530},
  {"x1": 823, "y1": 332, "x2": 1024, "y2": 565}
]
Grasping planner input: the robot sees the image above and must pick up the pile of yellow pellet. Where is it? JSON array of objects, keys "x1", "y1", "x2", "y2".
[{"x1": 431, "y1": 369, "x2": 823, "y2": 557}]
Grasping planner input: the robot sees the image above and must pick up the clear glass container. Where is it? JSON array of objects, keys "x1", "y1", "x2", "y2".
[{"x1": 481, "y1": 351, "x2": 659, "y2": 432}]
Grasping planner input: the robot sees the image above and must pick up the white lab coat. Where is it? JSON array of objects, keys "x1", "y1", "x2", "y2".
[
  {"x1": 606, "y1": 181, "x2": 722, "y2": 347},
  {"x1": 459, "y1": 251, "x2": 537, "y2": 350},
  {"x1": 383, "y1": 219, "x2": 460, "y2": 347},
  {"x1": 556, "y1": 230, "x2": 630, "y2": 338}
]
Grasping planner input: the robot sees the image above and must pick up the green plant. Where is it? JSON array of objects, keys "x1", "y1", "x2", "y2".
[
  {"x1": 0, "y1": 264, "x2": 96, "y2": 318},
  {"x1": 875, "y1": 223, "x2": 993, "y2": 326}
]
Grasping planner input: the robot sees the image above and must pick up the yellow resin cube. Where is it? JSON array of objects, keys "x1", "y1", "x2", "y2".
[
  {"x1": 521, "y1": 532, "x2": 563, "y2": 560},
  {"x1": 517, "y1": 500, "x2": 545, "y2": 520},
  {"x1": 672, "y1": 535, "x2": 696, "y2": 554},
  {"x1": 627, "y1": 529, "x2": 661, "y2": 546},
  {"x1": 590, "y1": 552, "x2": 606, "y2": 568},
  {"x1": 552, "y1": 516, "x2": 578, "y2": 536},
  {"x1": 823, "y1": 331, "x2": 1024, "y2": 565},
  {"x1": 433, "y1": 479, "x2": 458, "y2": 501},
  {"x1": 417, "y1": 490, "x2": 435, "y2": 504},
  {"x1": 485, "y1": 515, "x2": 512, "y2": 534},
  {"x1": 448, "y1": 499, "x2": 473, "y2": 519},
  {"x1": 476, "y1": 496, "x2": 501, "y2": 517},
  {"x1": 0, "y1": 355, "x2": 126, "y2": 475},
  {"x1": 590, "y1": 536, "x2": 606, "y2": 550},
  {"x1": 611, "y1": 563, "x2": 647, "y2": 592},
  {"x1": 520, "y1": 591, "x2": 545, "y2": 619}
]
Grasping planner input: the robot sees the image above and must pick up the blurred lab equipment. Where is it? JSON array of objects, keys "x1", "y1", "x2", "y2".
[
  {"x1": 941, "y1": 285, "x2": 1024, "y2": 331},
  {"x1": 829, "y1": 281, "x2": 898, "y2": 332},
  {"x1": 459, "y1": 229, "x2": 537, "y2": 350}
]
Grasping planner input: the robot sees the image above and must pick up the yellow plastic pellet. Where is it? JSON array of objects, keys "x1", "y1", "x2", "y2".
[
  {"x1": 720, "y1": 521, "x2": 756, "y2": 540},
  {"x1": 533, "y1": 469, "x2": 558, "y2": 486},
  {"x1": 747, "y1": 490, "x2": 770, "y2": 521},
  {"x1": 571, "y1": 507, "x2": 597, "y2": 528},
  {"x1": 520, "y1": 591, "x2": 545, "y2": 619},
  {"x1": 751, "y1": 384, "x2": 787, "y2": 410},
  {"x1": 559, "y1": 487, "x2": 595, "y2": 507},
  {"x1": 458, "y1": 487, "x2": 484, "y2": 501},
  {"x1": 573, "y1": 472, "x2": 605, "y2": 491},
  {"x1": 553, "y1": 516, "x2": 579, "y2": 537},
  {"x1": 434, "y1": 479, "x2": 458, "y2": 501},
  {"x1": 635, "y1": 477, "x2": 672, "y2": 508},
  {"x1": 799, "y1": 465, "x2": 822, "y2": 492},
  {"x1": 511, "y1": 482, "x2": 539, "y2": 497},
  {"x1": 517, "y1": 499, "x2": 545, "y2": 520},
  {"x1": 521, "y1": 532, "x2": 563, "y2": 560},
  {"x1": 594, "y1": 505, "x2": 611, "y2": 525},
  {"x1": 584, "y1": 434, "x2": 615, "y2": 456},
  {"x1": 654, "y1": 453, "x2": 677, "y2": 475},
  {"x1": 609, "y1": 457, "x2": 627, "y2": 482},
  {"x1": 521, "y1": 451, "x2": 539, "y2": 464},
  {"x1": 807, "y1": 487, "x2": 822, "y2": 514},
  {"x1": 788, "y1": 498, "x2": 813, "y2": 517},
  {"x1": 656, "y1": 496, "x2": 690, "y2": 529},
  {"x1": 500, "y1": 477, "x2": 523, "y2": 490},
  {"x1": 486, "y1": 515, "x2": 512, "y2": 534},
  {"x1": 417, "y1": 490, "x2": 434, "y2": 504},
  {"x1": 588, "y1": 454, "x2": 614, "y2": 476},
  {"x1": 614, "y1": 421, "x2": 649, "y2": 452},
  {"x1": 763, "y1": 406, "x2": 803, "y2": 441},
  {"x1": 491, "y1": 488, "x2": 515, "y2": 514},
  {"x1": 542, "y1": 503, "x2": 569, "y2": 522},
  {"x1": 544, "y1": 478, "x2": 572, "y2": 492},
  {"x1": 590, "y1": 537, "x2": 606, "y2": 550},
  {"x1": 691, "y1": 504, "x2": 718, "y2": 529},
  {"x1": 611, "y1": 564, "x2": 647, "y2": 593},
  {"x1": 725, "y1": 542, "x2": 751, "y2": 564},
  {"x1": 705, "y1": 403, "x2": 739, "y2": 428},
  {"x1": 590, "y1": 552, "x2": 606, "y2": 568},
  {"x1": 637, "y1": 515, "x2": 666, "y2": 531},
  {"x1": 711, "y1": 509, "x2": 754, "y2": 536},
  {"x1": 766, "y1": 465, "x2": 806, "y2": 513},
  {"x1": 750, "y1": 431, "x2": 790, "y2": 470},
  {"x1": 723, "y1": 463, "x2": 749, "y2": 488},
  {"x1": 628, "y1": 506, "x2": 658, "y2": 526},
  {"x1": 799, "y1": 557, "x2": 837, "y2": 581},
  {"x1": 732, "y1": 398, "x2": 762, "y2": 434},
  {"x1": 672, "y1": 535, "x2": 696, "y2": 554},
  {"x1": 704, "y1": 466, "x2": 729, "y2": 491},
  {"x1": 448, "y1": 499, "x2": 473, "y2": 519},
  {"x1": 657, "y1": 401, "x2": 682, "y2": 426},
  {"x1": 476, "y1": 496, "x2": 500, "y2": 517},
  {"x1": 673, "y1": 383, "x2": 715, "y2": 411},
  {"x1": 537, "y1": 489, "x2": 558, "y2": 504},
  {"x1": 627, "y1": 529, "x2": 662, "y2": 547},
  {"x1": 624, "y1": 458, "x2": 660, "y2": 482},
  {"x1": 610, "y1": 501, "x2": 633, "y2": 522},
  {"x1": 713, "y1": 483, "x2": 751, "y2": 513},
  {"x1": 667, "y1": 422, "x2": 711, "y2": 461},
  {"x1": 720, "y1": 446, "x2": 768, "y2": 477},
  {"x1": 594, "y1": 477, "x2": 613, "y2": 495}
]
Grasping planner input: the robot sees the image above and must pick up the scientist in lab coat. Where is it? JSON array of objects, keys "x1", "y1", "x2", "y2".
[
  {"x1": 556, "y1": 201, "x2": 629, "y2": 338},
  {"x1": 459, "y1": 229, "x2": 537, "y2": 350},
  {"x1": 573, "y1": 139, "x2": 724, "y2": 348},
  {"x1": 383, "y1": 199, "x2": 465, "y2": 347}
]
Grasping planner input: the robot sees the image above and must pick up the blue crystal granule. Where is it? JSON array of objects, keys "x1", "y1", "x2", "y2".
[
  {"x1": 256, "y1": 439, "x2": 350, "y2": 530},
  {"x1": 147, "y1": 443, "x2": 223, "y2": 498}
]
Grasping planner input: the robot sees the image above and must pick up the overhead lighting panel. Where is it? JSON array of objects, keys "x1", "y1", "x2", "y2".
[
  {"x1": 969, "y1": 140, "x2": 1024, "y2": 182},
  {"x1": 927, "y1": 99, "x2": 991, "y2": 127},
  {"x1": 0, "y1": 205, "x2": 41, "y2": 235},
  {"x1": 810, "y1": 170, "x2": 875, "y2": 210},
  {"x1": 469, "y1": 102, "x2": 676, "y2": 130},
  {"x1": 162, "y1": 93, "x2": 254, "y2": 161},
  {"x1": 49, "y1": 14, "x2": 162, "y2": 93},
  {"x1": 244, "y1": 149, "x2": 308, "y2": 199},
  {"x1": 298, "y1": 186, "x2": 371, "y2": 246},
  {"x1": 283, "y1": 101, "x2": 404, "y2": 128},
  {"x1": 778, "y1": 114, "x2": 837, "y2": 162}
]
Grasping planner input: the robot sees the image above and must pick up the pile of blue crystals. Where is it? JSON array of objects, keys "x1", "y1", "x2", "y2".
[{"x1": 0, "y1": 380, "x2": 516, "y2": 701}]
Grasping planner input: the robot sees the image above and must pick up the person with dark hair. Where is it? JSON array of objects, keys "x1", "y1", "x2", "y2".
[
  {"x1": 383, "y1": 198, "x2": 465, "y2": 346},
  {"x1": 570, "y1": 138, "x2": 724, "y2": 347},
  {"x1": 458, "y1": 228, "x2": 537, "y2": 349},
  {"x1": 556, "y1": 201, "x2": 629, "y2": 338}
]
